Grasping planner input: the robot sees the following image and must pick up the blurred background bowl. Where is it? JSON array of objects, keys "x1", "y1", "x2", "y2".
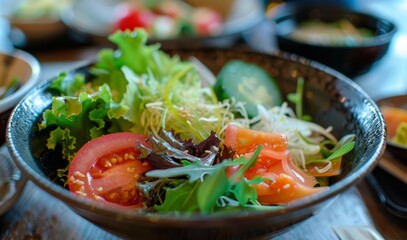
[
  {"x1": 0, "y1": 49, "x2": 41, "y2": 144},
  {"x1": 6, "y1": 48, "x2": 386, "y2": 239},
  {"x1": 273, "y1": 5, "x2": 397, "y2": 77},
  {"x1": 1, "y1": 0, "x2": 70, "y2": 48},
  {"x1": 60, "y1": 0, "x2": 264, "y2": 48},
  {"x1": 376, "y1": 94, "x2": 407, "y2": 160},
  {"x1": 10, "y1": 17, "x2": 66, "y2": 45}
]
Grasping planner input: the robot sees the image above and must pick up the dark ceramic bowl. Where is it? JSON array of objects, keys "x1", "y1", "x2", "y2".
[
  {"x1": 376, "y1": 95, "x2": 407, "y2": 160},
  {"x1": 6, "y1": 49, "x2": 386, "y2": 240},
  {"x1": 274, "y1": 6, "x2": 397, "y2": 77}
]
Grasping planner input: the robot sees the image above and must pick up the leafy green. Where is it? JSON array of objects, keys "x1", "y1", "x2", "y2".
[
  {"x1": 287, "y1": 77, "x2": 311, "y2": 121},
  {"x1": 49, "y1": 72, "x2": 86, "y2": 96},
  {"x1": 155, "y1": 180, "x2": 201, "y2": 213},
  {"x1": 197, "y1": 166, "x2": 229, "y2": 213},
  {"x1": 138, "y1": 129, "x2": 225, "y2": 169},
  {"x1": 320, "y1": 134, "x2": 355, "y2": 159},
  {"x1": 306, "y1": 134, "x2": 355, "y2": 167},
  {"x1": 39, "y1": 85, "x2": 128, "y2": 168},
  {"x1": 144, "y1": 147, "x2": 264, "y2": 214},
  {"x1": 38, "y1": 29, "x2": 246, "y2": 181}
]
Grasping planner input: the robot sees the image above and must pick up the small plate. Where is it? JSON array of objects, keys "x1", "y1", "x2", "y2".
[
  {"x1": 376, "y1": 94, "x2": 407, "y2": 160},
  {"x1": 0, "y1": 144, "x2": 26, "y2": 215}
]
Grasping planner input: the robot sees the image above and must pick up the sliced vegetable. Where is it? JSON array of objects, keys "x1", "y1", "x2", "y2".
[
  {"x1": 305, "y1": 134, "x2": 355, "y2": 177},
  {"x1": 225, "y1": 124, "x2": 288, "y2": 155},
  {"x1": 214, "y1": 60, "x2": 283, "y2": 118},
  {"x1": 67, "y1": 132, "x2": 152, "y2": 208},
  {"x1": 224, "y1": 124, "x2": 325, "y2": 204}
]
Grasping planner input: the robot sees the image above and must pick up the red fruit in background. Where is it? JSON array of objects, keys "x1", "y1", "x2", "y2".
[{"x1": 115, "y1": 4, "x2": 155, "y2": 31}]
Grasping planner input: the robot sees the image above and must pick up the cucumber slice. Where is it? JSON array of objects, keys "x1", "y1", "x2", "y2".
[{"x1": 213, "y1": 60, "x2": 283, "y2": 117}]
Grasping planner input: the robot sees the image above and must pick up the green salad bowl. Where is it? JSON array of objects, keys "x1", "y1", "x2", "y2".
[{"x1": 6, "y1": 48, "x2": 386, "y2": 240}]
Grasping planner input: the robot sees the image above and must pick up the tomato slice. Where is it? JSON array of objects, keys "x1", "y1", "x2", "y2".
[
  {"x1": 225, "y1": 124, "x2": 288, "y2": 155},
  {"x1": 255, "y1": 173, "x2": 326, "y2": 205},
  {"x1": 225, "y1": 124, "x2": 325, "y2": 204},
  {"x1": 67, "y1": 132, "x2": 152, "y2": 208}
]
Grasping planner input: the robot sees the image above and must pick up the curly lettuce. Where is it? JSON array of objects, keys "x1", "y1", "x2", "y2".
[{"x1": 39, "y1": 29, "x2": 247, "y2": 181}]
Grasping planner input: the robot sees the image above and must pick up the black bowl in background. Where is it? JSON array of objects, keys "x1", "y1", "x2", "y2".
[
  {"x1": 6, "y1": 49, "x2": 386, "y2": 240},
  {"x1": 274, "y1": 6, "x2": 397, "y2": 77}
]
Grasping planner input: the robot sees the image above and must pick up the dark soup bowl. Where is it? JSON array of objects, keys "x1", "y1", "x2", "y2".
[
  {"x1": 6, "y1": 48, "x2": 386, "y2": 240},
  {"x1": 274, "y1": 6, "x2": 397, "y2": 77}
]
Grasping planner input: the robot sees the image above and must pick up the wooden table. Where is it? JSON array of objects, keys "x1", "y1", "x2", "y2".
[{"x1": 2, "y1": 0, "x2": 407, "y2": 239}]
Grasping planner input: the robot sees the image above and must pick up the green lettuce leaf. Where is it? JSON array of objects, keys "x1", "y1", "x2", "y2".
[
  {"x1": 39, "y1": 84, "x2": 128, "y2": 172},
  {"x1": 144, "y1": 147, "x2": 264, "y2": 214}
]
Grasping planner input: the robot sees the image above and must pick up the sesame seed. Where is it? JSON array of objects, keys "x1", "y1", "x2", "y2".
[
  {"x1": 76, "y1": 191, "x2": 87, "y2": 197},
  {"x1": 104, "y1": 161, "x2": 112, "y2": 168},
  {"x1": 142, "y1": 162, "x2": 149, "y2": 167},
  {"x1": 111, "y1": 157, "x2": 117, "y2": 164},
  {"x1": 282, "y1": 184, "x2": 291, "y2": 189},
  {"x1": 73, "y1": 171, "x2": 86, "y2": 178},
  {"x1": 73, "y1": 179, "x2": 84, "y2": 185},
  {"x1": 97, "y1": 187, "x2": 103, "y2": 192}
]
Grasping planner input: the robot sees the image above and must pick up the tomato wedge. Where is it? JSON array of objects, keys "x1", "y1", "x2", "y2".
[
  {"x1": 67, "y1": 132, "x2": 152, "y2": 208},
  {"x1": 225, "y1": 124, "x2": 326, "y2": 204},
  {"x1": 225, "y1": 124, "x2": 288, "y2": 155}
]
